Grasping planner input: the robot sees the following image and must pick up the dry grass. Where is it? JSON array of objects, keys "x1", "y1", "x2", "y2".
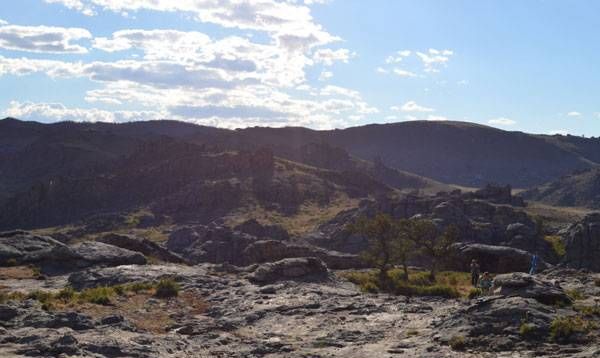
[
  {"x1": 0, "y1": 266, "x2": 38, "y2": 280},
  {"x1": 54, "y1": 289, "x2": 207, "y2": 334},
  {"x1": 523, "y1": 202, "x2": 591, "y2": 226},
  {"x1": 225, "y1": 193, "x2": 360, "y2": 237}
]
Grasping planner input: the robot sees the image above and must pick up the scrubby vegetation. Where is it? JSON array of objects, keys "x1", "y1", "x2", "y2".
[
  {"x1": 449, "y1": 335, "x2": 466, "y2": 351},
  {"x1": 544, "y1": 235, "x2": 566, "y2": 258},
  {"x1": 0, "y1": 279, "x2": 179, "y2": 308},
  {"x1": 468, "y1": 288, "x2": 482, "y2": 299},
  {"x1": 342, "y1": 269, "x2": 469, "y2": 298},
  {"x1": 566, "y1": 289, "x2": 586, "y2": 301},
  {"x1": 519, "y1": 322, "x2": 535, "y2": 337},
  {"x1": 550, "y1": 316, "x2": 597, "y2": 343},
  {"x1": 154, "y1": 278, "x2": 180, "y2": 298},
  {"x1": 348, "y1": 214, "x2": 458, "y2": 283}
]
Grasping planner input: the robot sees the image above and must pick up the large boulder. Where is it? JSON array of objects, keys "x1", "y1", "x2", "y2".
[
  {"x1": 0, "y1": 231, "x2": 77, "y2": 266},
  {"x1": 492, "y1": 272, "x2": 571, "y2": 306},
  {"x1": 242, "y1": 240, "x2": 365, "y2": 269},
  {"x1": 234, "y1": 219, "x2": 289, "y2": 241},
  {"x1": 562, "y1": 212, "x2": 600, "y2": 271},
  {"x1": 70, "y1": 242, "x2": 147, "y2": 268},
  {"x1": 450, "y1": 243, "x2": 548, "y2": 273},
  {"x1": 98, "y1": 233, "x2": 185, "y2": 264},
  {"x1": 248, "y1": 257, "x2": 329, "y2": 285}
]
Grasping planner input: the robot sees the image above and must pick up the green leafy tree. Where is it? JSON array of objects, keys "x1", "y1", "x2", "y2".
[
  {"x1": 410, "y1": 220, "x2": 459, "y2": 281},
  {"x1": 349, "y1": 214, "x2": 414, "y2": 283}
]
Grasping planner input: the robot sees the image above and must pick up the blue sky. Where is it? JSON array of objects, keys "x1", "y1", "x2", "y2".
[{"x1": 1, "y1": 0, "x2": 599, "y2": 135}]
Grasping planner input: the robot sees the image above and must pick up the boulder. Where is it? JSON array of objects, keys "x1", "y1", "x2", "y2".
[
  {"x1": 492, "y1": 272, "x2": 571, "y2": 306},
  {"x1": 234, "y1": 219, "x2": 289, "y2": 241},
  {"x1": 98, "y1": 233, "x2": 186, "y2": 264},
  {"x1": 242, "y1": 240, "x2": 366, "y2": 269},
  {"x1": 450, "y1": 243, "x2": 548, "y2": 273},
  {"x1": 562, "y1": 212, "x2": 600, "y2": 271},
  {"x1": 249, "y1": 257, "x2": 329, "y2": 285},
  {"x1": 70, "y1": 241, "x2": 147, "y2": 268},
  {"x1": 0, "y1": 231, "x2": 77, "y2": 266}
]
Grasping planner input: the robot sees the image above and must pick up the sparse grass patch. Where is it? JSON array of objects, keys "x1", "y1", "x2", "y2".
[
  {"x1": 342, "y1": 269, "x2": 465, "y2": 298},
  {"x1": 544, "y1": 235, "x2": 566, "y2": 258},
  {"x1": 449, "y1": 335, "x2": 466, "y2": 351},
  {"x1": 519, "y1": 322, "x2": 535, "y2": 337},
  {"x1": 468, "y1": 288, "x2": 482, "y2": 299},
  {"x1": 550, "y1": 316, "x2": 597, "y2": 343},
  {"x1": 79, "y1": 286, "x2": 114, "y2": 305},
  {"x1": 126, "y1": 281, "x2": 155, "y2": 294},
  {"x1": 55, "y1": 287, "x2": 76, "y2": 302},
  {"x1": 5, "y1": 258, "x2": 17, "y2": 267},
  {"x1": 566, "y1": 289, "x2": 586, "y2": 301},
  {"x1": 574, "y1": 304, "x2": 600, "y2": 317},
  {"x1": 154, "y1": 278, "x2": 180, "y2": 298},
  {"x1": 405, "y1": 329, "x2": 419, "y2": 337}
]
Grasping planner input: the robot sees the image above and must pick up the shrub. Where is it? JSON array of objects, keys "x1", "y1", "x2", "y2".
[
  {"x1": 154, "y1": 279, "x2": 180, "y2": 298},
  {"x1": 550, "y1": 316, "x2": 595, "y2": 343},
  {"x1": 5, "y1": 258, "x2": 17, "y2": 267},
  {"x1": 127, "y1": 281, "x2": 155, "y2": 293},
  {"x1": 80, "y1": 286, "x2": 113, "y2": 305},
  {"x1": 468, "y1": 288, "x2": 482, "y2": 299},
  {"x1": 519, "y1": 322, "x2": 535, "y2": 337},
  {"x1": 27, "y1": 290, "x2": 53, "y2": 304},
  {"x1": 566, "y1": 289, "x2": 585, "y2": 301},
  {"x1": 449, "y1": 335, "x2": 466, "y2": 351},
  {"x1": 544, "y1": 235, "x2": 566, "y2": 258},
  {"x1": 55, "y1": 287, "x2": 76, "y2": 302}
]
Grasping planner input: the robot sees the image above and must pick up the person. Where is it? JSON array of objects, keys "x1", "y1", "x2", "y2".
[
  {"x1": 478, "y1": 272, "x2": 493, "y2": 294},
  {"x1": 529, "y1": 253, "x2": 538, "y2": 275},
  {"x1": 470, "y1": 259, "x2": 480, "y2": 287}
]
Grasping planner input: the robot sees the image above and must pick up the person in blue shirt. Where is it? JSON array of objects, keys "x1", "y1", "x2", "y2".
[{"x1": 529, "y1": 253, "x2": 538, "y2": 275}]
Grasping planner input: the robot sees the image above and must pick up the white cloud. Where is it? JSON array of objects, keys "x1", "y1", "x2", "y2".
[
  {"x1": 0, "y1": 24, "x2": 91, "y2": 53},
  {"x1": 392, "y1": 101, "x2": 434, "y2": 113},
  {"x1": 376, "y1": 67, "x2": 388, "y2": 74},
  {"x1": 567, "y1": 111, "x2": 582, "y2": 117},
  {"x1": 488, "y1": 117, "x2": 516, "y2": 126},
  {"x1": 416, "y1": 48, "x2": 453, "y2": 73},
  {"x1": 392, "y1": 68, "x2": 417, "y2": 78},
  {"x1": 0, "y1": 19, "x2": 7, "y2": 26},
  {"x1": 5, "y1": 101, "x2": 164, "y2": 123},
  {"x1": 425, "y1": 114, "x2": 448, "y2": 121},
  {"x1": 385, "y1": 50, "x2": 411, "y2": 64},
  {"x1": 44, "y1": 0, "x2": 95, "y2": 15},
  {"x1": 313, "y1": 48, "x2": 354, "y2": 66},
  {"x1": 318, "y1": 70, "x2": 333, "y2": 81}
]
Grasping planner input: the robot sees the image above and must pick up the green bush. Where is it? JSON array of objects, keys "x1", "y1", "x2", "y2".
[
  {"x1": 154, "y1": 279, "x2": 180, "y2": 298},
  {"x1": 550, "y1": 316, "x2": 595, "y2": 343},
  {"x1": 27, "y1": 290, "x2": 53, "y2": 304},
  {"x1": 80, "y1": 286, "x2": 113, "y2": 305},
  {"x1": 519, "y1": 322, "x2": 535, "y2": 337},
  {"x1": 449, "y1": 335, "x2": 466, "y2": 351},
  {"x1": 468, "y1": 288, "x2": 482, "y2": 299},
  {"x1": 544, "y1": 235, "x2": 566, "y2": 258},
  {"x1": 55, "y1": 287, "x2": 76, "y2": 302},
  {"x1": 126, "y1": 281, "x2": 155, "y2": 293}
]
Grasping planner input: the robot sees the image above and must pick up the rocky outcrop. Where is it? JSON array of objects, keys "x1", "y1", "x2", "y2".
[
  {"x1": 98, "y1": 233, "x2": 185, "y2": 264},
  {"x1": 0, "y1": 231, "x2": 77, "y2": 266},
  {"x1": 492, "y1": 272, "x2": 571, "y2": 306},
  {"x1": 436, "y1": 272, "x2": 574, "y2": 352},
  {"x1": 166, "y1": 224, "x2": 365, "y2": 269},
  {"x1": 234, "y1": 219, "x2": 289, "y2": 241},
  {"x1": 450, "y1": 243, "x2": 548, "y2": 273},
  {"x1": 70, "y1": 242, "x2": 147, "y2": 268},
  {"x1": 561, "y1": 213, "x2": 600, "y2": 271},
  {"x1": 249, "y1": 257, "x2": 329, "y2": 284}
]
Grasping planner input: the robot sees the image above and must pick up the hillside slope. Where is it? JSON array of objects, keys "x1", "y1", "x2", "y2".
[{"x1": 521, "y1": 168, "x2": 600, "y2": 209}]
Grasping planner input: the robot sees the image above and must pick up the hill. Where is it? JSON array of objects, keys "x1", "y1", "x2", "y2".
[{"x1": 521, "y1": 167, "x2": 600, "y2": 209}]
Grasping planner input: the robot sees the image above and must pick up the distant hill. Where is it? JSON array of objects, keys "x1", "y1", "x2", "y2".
[
  {"x1": 521, "y1": 168, "x2": 600, "y2": 209},
  {"x1": 221, "y1": 121, "x2": 598, "y2": 187},
  {"x1": 0, "y1": 118, "x2": 449, "y2": 230}
]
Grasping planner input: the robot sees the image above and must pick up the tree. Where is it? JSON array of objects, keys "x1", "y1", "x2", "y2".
[
  {"x1": 410, "y1": 220, "x2": 459, "y2": 281},
  {"x1": 349, "y1": 214, "x2": 414, "y2": 283}
]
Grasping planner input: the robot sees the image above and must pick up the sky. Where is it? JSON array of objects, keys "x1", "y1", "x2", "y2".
[{"x1": 1, "y1": 1, "x2": 600, "y2": 135}]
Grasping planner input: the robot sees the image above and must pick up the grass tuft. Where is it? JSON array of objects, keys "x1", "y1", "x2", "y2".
[
  {"x1": 544, "y1": 235, "x2": 566, "y2": 258},
  {"x1": 79, "y1": 286, "x2": 114, "y2": 305},
  {"x1": 449, "y1": 335, "x2": 466, "y2": 351},
  {"x1": 154, "y1": 278, "x2": 180, "y2": 298},
  {"x1": 550, "y1": 316, "x2": 596, "y2": 343}
]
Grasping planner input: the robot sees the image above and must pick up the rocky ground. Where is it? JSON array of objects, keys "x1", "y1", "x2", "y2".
[{"x1": 1, "y1": 258, "x2": 599, "y2": 357}]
